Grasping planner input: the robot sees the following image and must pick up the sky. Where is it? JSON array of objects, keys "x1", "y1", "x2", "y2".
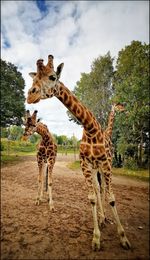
[{"x1": 1, "y1": 0, "x2": 149, "y2": 139}]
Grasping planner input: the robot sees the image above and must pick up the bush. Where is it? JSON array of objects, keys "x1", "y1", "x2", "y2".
[
  {"x1": 123, "y1": 157, "x2": 138, "y2": 170},
  {"x1": 0, "y1": 143, "x2": 4, "y2": 151},
  {"x1": 1, "y1": 138, "x2": 36, "y2": 154}
]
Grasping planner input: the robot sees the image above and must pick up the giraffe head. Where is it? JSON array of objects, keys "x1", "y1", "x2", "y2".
[
  {"x1": 22, "y1": 110, "x2": 39, "y2": 140},
  {"x1": 112, "y1": 103, "x2": 126, "y2": 113},
  {"x1": 27, "y1": 55, "x2": 64, "y2": 104}
]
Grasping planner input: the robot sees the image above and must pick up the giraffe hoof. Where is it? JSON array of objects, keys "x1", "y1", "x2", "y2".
[
  {"x1": 98, "y1": 217, "x2": 106, "y2": 228},
  {"x1": 121, "y1": 238, "x2": 131, "y2": 250},
  {"x1": 99, "y1": 221, "x2": 106, "y2": 229},
  {"x1": 92, "y1": 239, "x2": 100, "y2": 251},
  {"x1": 35, "y1": 199, "x2": 40, "y2": 206},
  {"x1": 49, "y1": 204, "x2": 55, "y2": 212}
]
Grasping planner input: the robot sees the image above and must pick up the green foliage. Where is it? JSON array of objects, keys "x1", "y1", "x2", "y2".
[
  {"x1": 0, "y1": 59, "x2": 25, "y2": 127},
  {"x1": 1, "y1": 138, "x2": 36, "y2": 154},
  {"x1": 29, "y1": 133, "x2": 41, "y2": 144},
  {"x1": 0, "y1": 127, "x2": 8, "y2": 138},
  {"x1": 9, "y1": 125, "x2": 24, "y2": 140},
  {"x1": 0, "y1": 142, "x2": 4, "y2": 151},
  {"x1": 53, "y1": 134, "x2": 79, "y2": 146},
  {"x1": 55, "y1": 134, "x2": 68, "y2": 145},
  {"x1": 123, "y1": 158, "x2": 138, "y2": 170},
  {"x1": 112, "y1": 41, "x2": 149, "y2": 168},
  {"x1": 68, "y1": 41, "x2": 149, "y2": 169},
  {"x1": 68, "y1": 52, "x2": 114, "y2": 128}
]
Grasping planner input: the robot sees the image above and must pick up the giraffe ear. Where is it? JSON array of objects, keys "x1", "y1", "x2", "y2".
[
  {"x1": 21, "y1": 117, "x2": 26, "y2": 125},
  {"x1": 37, "y1": 118, "x2": 40, "y2": 122},
  {"x1": 29, "y1": 72, "x2": 37, "y2": 78},
  {"x1": 56, "y1": 63, "x2": 64, "y2": 79}
]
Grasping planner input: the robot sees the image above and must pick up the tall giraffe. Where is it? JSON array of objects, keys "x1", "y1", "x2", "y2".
[
  {"x1": 22, "y1": 110, "x2": 57, "y2": 211},
  {"x1": 26, "y1": 55, "x2": 131, "y2": 250}
]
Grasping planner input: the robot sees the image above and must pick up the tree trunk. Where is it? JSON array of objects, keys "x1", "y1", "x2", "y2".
[{"x1": 138, "y1": 130, "x2": 143, "y2": 168}]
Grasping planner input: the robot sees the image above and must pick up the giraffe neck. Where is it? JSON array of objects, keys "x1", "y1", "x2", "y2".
[
  {"x1": 36, "y1": 124, "x2": 53, "y2": 142},
  {"x1": 105, "y1": 109, "x2": 115, "y2": 138},
  {"x1": 54, "y1": 82, "x2": 102, "y2": 135}
]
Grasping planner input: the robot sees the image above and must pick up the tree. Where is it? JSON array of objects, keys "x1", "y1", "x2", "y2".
[
  {"x1": 112, "y1": 41, "x2": 149, "y2": 168},
  {"x1": 68, "y1": 52, "x2": 114, "y2": 128},
  {"x1": 9, "y1": 125, "x2": 24, "y2": 140},
  {"x1": 54, "y1": 134, "x2": 68, "y2": 145},
  {"x1": 0, "y1": 59, "x2": 25, "y2": 127}
]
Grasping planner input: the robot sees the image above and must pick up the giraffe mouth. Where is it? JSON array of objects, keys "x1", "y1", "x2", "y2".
[
  {"x1": 26, "y1": 96, "x2": 41, "y2": 104},
  {"x1": 33, "y1": 97, "x2": 41, "y2": 104}
]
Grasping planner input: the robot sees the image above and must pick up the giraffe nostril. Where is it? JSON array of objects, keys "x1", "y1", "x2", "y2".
[{"x1": 32, "y1": 88, "x2": 36, "y2": 93}]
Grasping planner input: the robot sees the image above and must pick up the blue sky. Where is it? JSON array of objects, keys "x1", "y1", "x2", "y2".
[
  {"x1": 1, "y1": 1, "x2": 149, "y2": 138},
  {"x1": 36, "y1": 0, "x2": 47, "y2": 12}
]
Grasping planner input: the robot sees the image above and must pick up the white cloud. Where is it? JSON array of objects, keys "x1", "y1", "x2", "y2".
[{"x1": 1, "y1": 0, "x2": 149, "y2": 139}]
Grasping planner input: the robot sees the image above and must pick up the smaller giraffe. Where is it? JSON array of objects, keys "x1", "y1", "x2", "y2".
[
  {"x1": 105, "y1": 103, "x2": 125, "y2": 141},
  {"x1": 22, "y1": 110, "x2": 57, "y2": 211},
  {"x1": 99, "y1": 103, "x2": 126, "y2": 222},
  {"x1": 104, "y1": 103, "x2": 126, "y2": 170}
]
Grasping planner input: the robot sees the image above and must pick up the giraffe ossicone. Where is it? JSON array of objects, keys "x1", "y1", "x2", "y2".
[
  {"x1": 26, "y1": 55, "x2": 131, "y2": 251},
  {"x1": 22, "y1": 110, "x2": 57, "y2": 211}
]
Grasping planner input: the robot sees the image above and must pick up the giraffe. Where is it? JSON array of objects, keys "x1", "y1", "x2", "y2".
[
  {"x1": 99, "y1": 103, "x2": 126, "y2": 221},
  {"x1": 104, "y1": 103, "x2": 126, "y2": 173},
  {"x1": 22, "y1": 110, "x2": 57, "y2": 211},
  {"x1": 26, "y1": 55, "x2": 131, "y2": 251},
  {"x1": 105, "y1": 103, "x2": 125, "y2": 140}
]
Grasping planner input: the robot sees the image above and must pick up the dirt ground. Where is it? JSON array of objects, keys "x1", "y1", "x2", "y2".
[{"x1": 1, "y1": 154, "x2": 149, "y2": 260}]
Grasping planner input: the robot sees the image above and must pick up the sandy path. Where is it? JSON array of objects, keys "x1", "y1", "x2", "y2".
[{"x1": 1, "y1": 154, "x2": 149, "y2": 260}]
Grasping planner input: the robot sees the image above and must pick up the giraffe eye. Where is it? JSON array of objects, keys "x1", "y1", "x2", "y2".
[
  {"x1": 32, "y1": 88, "x2": 36, "y2": 93},
  {"x1": 49, "y1": 75, "x2": 56, "y2": 81}
]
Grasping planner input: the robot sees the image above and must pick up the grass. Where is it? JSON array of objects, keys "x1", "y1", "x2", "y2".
[
  {"x1": 1, "y1": 154, "x2": 24, "y2": 166},
  {"x1": 68, "y1": 160, "x2": 80, "y2": 170},
  {"x1": 112, "y1": 167, "x2": 149, "y2": 182},
  {"x1": 68, "y1": 160, "x2": 149, "y2": 182}
]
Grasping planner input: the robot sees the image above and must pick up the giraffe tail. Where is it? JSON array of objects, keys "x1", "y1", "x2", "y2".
[{"x1": 45, "y1": 165, "x2": 48, "y2": 192}]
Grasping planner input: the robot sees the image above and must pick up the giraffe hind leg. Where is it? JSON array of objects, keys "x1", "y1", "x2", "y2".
[
  {"x1": 109, "y1": 194, "x2": 131, "y2": 249},
  {"x1": 45, "y1": 165, "x2": 48, "y2": 192}
]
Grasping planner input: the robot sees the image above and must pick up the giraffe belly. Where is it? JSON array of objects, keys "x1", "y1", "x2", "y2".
[
  {"x1": 80, "y1": 143, "x2": 106, "y2": 169},
  {"x1": 80, "y1": 143, "x2": 105, "y2": 156}
]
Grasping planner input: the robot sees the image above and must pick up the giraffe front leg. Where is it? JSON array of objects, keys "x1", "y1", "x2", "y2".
[
  {"x1": 47, "y1": 162, "x2": 54, "y2": 211},
  {"x1": 80, "y1": 158, "x2": 100, "y2": 250},
  {"x1": 89, "y1": 193, "x2": 101, "y2": 251},
  {"x1": 35, "y1": 159, "x2": 44, "y2": 205},
  {"x1": 109, "y1": 193, "x2": 131, "y2": 249}
]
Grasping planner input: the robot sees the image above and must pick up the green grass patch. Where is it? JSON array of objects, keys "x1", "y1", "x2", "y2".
[
  {"x1": 1, "y1": 154, "x2": 24, "y2": 166},
  {"x1": 68, "y1": 160, "x2": 80, "y2": 170},
  {"x1": 112, "y1": 167, "x2": 149, "y2": 182}
]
